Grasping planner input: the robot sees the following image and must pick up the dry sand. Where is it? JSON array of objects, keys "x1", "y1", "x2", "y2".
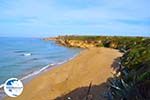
[{"x1": 6, "y1": 47, "x2": 122, "y2": 100}]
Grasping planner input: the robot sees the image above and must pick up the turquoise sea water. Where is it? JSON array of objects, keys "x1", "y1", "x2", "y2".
[{"x1": 0, "y1": 37, "x2": 82, "y2": 85}]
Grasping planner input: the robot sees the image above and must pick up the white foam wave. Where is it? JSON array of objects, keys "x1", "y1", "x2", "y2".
[
  {"x1": 0, "y1": 64, "x2": 53, "y2": 88},
  {"x1": 20, "y1": 64, "x2": 54, "y2": 81},
  {"x1": 23, "y1": 53, "x2": 32, "y2": 56}
]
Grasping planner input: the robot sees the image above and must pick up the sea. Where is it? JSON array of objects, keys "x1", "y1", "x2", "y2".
[{"x1": 0, "y1": 37, "x2": 82, "y2": 99}]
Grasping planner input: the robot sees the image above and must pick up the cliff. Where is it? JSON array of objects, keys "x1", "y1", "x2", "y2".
[
  {"x1": 44, "y1": 36, "x2": 101, "y2": 48},
  {"x1": 44, "y1": 36, "x2": 124, "y2": 49}
]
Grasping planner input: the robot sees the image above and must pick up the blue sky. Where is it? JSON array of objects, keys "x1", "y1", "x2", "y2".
[{"x1": 0, "y1": 0, "x2": 150, "y2": 37}]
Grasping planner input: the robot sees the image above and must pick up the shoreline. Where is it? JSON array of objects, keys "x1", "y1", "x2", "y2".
[
  {"x1": 0, "y1": 49, "x2": 83, "y2": 100},
  {"x1": 21, "y1": 49, "x2": 83, "y2": 84},
  {"x1": 5, "y1": 47, "x2": 122, "y2": 100},
  {"x1": 0, "y1": 48, "x2": 82, "y2": 86}
]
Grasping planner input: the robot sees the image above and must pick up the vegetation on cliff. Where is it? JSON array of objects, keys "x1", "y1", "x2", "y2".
[
  {"x1": 107, "y1": 39, "x2": 150, "y2": 100},
  {"x1": 45, "y1": 35, "x2": 150, "y2": 100}
]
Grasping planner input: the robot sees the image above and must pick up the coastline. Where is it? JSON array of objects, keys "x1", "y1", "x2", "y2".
[
  {"x1": 5, "y1": 47, "x2": 122, "y2": 100},
  {"x1": 0, "y1": 48, "x2": 83, "y2": 100},
  {"x1": 22, "y1": 49, "x2": 83, "y2": 85}
]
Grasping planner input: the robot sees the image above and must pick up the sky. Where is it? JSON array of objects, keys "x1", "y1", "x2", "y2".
[{"x1": 0, "y1": 0, "x2": 150, "y2": 37}]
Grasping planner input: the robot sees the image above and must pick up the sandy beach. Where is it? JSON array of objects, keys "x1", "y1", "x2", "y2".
[{"x1": 6, "y1": 47, "x2": 122, "y2": 100}]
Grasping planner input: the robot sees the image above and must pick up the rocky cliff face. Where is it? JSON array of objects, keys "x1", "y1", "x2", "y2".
[
  {"x1": 43, "y1": 36, "x2": 119, "y2": 48},
  {"x1": 55, "y1": 39, "x2": 102, "y2": 48}
]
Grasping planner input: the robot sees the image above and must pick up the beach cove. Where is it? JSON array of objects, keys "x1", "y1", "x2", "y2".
[{"x1": 6, "y1": 47, "x2": 122, "y2": 100}]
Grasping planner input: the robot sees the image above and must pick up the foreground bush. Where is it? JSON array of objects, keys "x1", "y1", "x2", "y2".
[{"x1": 107, "y1": 38, "x2": 150, "y2": 100}]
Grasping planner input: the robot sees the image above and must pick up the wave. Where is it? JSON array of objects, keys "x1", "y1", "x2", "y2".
[
  {"x1": 14, "y1": 50, "x2": 32, "y2": 57},
  {"x1": 0, "y1": 64, "x2": 54, "y2": 89},
  {"x1": 20, "y1": 63, "x2": 55, "y2": 81},
  {"x1": 23, "y1": 53, "x2": 32, "y2": 56}
]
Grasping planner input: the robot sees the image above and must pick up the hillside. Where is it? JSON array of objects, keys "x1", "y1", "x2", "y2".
[{"x1": 45, "y1": 35, "x2": 150, "y2": 100}]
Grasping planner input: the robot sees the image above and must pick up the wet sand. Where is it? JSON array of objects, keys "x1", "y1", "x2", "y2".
[{"x1": 6, "y1": 47, "x2": 122, "y2": 100}]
